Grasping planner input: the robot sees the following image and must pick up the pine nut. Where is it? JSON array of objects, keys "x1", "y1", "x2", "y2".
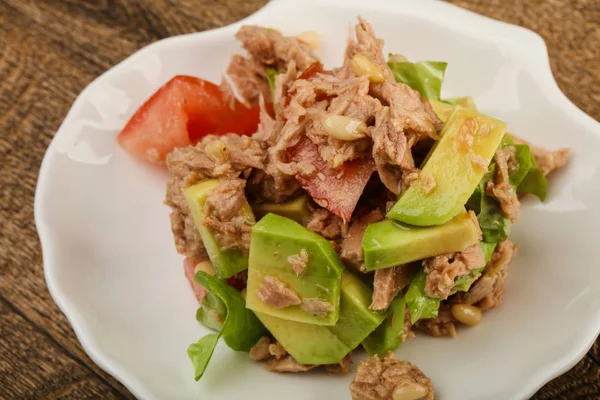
[
  {"x1": 451, "y1": 304, "x2": 482, "y2": 326},
  {"x1": 297, "y1": 31, "x2": 320, "y2": 50},
  {"x1": 392, "y1": 382, "x2": 429, "y2": 400},
  {"x1": 350, "y1": 54, "x2": 385, "y2": 83},
  {"x1": 322, "y1": 115, "x2": 368, "y2": 141},
  {"x1": 389, "y1": 53, "x2": 408, "y2": 63},
  {"x1": 205, "y1": 139, "x2": 228, "y2": 161},
  {"x1": 195, "y1": 261, "x2": 216, "y2": 276}
]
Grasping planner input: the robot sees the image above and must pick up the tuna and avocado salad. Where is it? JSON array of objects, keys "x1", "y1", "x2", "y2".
[{"x1": 117, "y1": 17, "x2": 570, "y2": 400}]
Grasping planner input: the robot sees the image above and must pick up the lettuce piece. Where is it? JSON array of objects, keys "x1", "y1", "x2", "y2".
[
  {"x1": 480, "y1": 241, "x2": 498, "y2": 263},
  {"x1": 388, "y1": 61, "x2": 447, "y2": 99},
  {"x1": 266, "y1": 68, "x2": 279, "y2": 100},
  {"x1": 466, "y1": 162, "x2": 495, "y2": 215},
  {"x1": 502, "y1": 134, "x2": 547, "y2": 200},
  {"x1": 362, "y1": 296, "x2": 406, "y2": 356},
  {"x1": 196, "y1": 292, "x2": 227, "y2": 332},
  {"x1": 518, "y1": 154, "x2": 547, "y2": 201},
  {"x1": 466, "y1": 161, "x2": 511, "y2": 243},
  {"x1": 478, "y1": 195, "x2": 511, "y2": 242},
  {"x1": 453, "y1": 268, "x2": 483, "y2": 292},
  {"x1": 187, "y1": 271, "x2": 268, "y2": 381},
  {"x1": 405, "y1": 269, "x2": 440, "y2": 324},
  {"x1": 508, "y1": 144, "x2": 534, "y2": 187},
  {"x1": 188, "y1": 334, "x2": 220, "y2": 381}
]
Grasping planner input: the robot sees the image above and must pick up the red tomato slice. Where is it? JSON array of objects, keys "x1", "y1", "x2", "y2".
[
  {"x1": 118, "y1": 76, "x2": 265, "y2": 164},
  {"x1": 226, "y1": 273, "x2": 247, "y2": 291},
  {"x1": 298, "y1": 62, "x2": 324, "y2": 80},
  {"x1": 214, "y1": 104, "x2": 260, "y2": 136},
  {"x1": 183, "y1": 257, "x2": 207, "y2": 303},
  {"x1": 118, "y1": 76, "x2": 231, "y2": 164},
  {"x1": 288, "y1": 138, "x2": 374, "y2": 221}
]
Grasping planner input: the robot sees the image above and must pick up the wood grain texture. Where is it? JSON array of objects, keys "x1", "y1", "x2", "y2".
[{"x1": 0, "y1": 0, "x2": 597, "y2": 399}]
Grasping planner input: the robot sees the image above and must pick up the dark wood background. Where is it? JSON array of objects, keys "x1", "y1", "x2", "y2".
[{"x1": 1, "y1": 0, "x2": 598, "y2": 398}]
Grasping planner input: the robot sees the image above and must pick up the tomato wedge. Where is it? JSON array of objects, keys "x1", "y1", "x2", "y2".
[
  {"x1": 298, "y1": 62, "x2": 324, "y2": 80},
  {"x1": 214, "y1": 104, "x2": 261, "y2": 136},
  {"x1": 118, "y1": 76, "x2": 263, "y2": 164},
  {"x1": 288, "y1": 137, "x2": 374, "y2": 221},
  {"x1": 183, "y1": 257, "x2": 207, "y2": 303}
]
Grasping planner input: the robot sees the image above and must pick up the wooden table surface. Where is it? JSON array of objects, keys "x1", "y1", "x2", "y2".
[{"x1": 1, "y1": 0, "x2": 599, "y2": 398}]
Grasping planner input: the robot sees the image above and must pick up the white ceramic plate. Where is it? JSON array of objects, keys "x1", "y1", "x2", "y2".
[{"x1": 35, "y1": 0, "x2": 600, "y2": 399}]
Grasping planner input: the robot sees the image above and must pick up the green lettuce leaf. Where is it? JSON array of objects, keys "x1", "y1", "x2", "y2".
[
  {"x1": 453, "y1": 268, "x2": 483, "y2": 293},
  {"x1": 466, "y1": 162, "x2": 496, "y2": 215},
  {"x1": 405, "y1": 269, "x2": 440, "y2": 324},
  {"x1": 478, "y1": 195, "x2": 511, "y2": 242},
  {"x1": 188, "y1": 334, "x2": 220, "y2": 381},
  {"x1": 196, "y1": 291, "x2": 227, "y2": 332},
  {"x1": 187, "y1": 271, "x2": 268, "y2": 381},
  {"x1": 388, "y1": 61, "x2": 447, "y2": 99},
  {"x1": 509, "y1": 144, "x2": 534, "y2": 187},
  {"x1": 517, "y1": 153, "x2": 547, "y2": 201},
  {"x1": 480, "y1": 241, "x2": 498, "y2": 263},
  {"x1": 266, "y1": 68, "x2": 279, "y2": 100},
  {"x1": 500, "y1": 135, "x2": 546, "y2": 197},
  {"x1": 466, "y1": 159, "x2": 511, "y2": 243}
]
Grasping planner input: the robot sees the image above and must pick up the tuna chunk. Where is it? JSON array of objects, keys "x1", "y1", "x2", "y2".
[
  {"x1": 423, "y1": 243, "x2": 485, "y2": 300},
  {"x1": 453, "y1": 240, "x2": 517, "y2": 310},
  {"x1": 165, "y1": 134, "x2": 265, "y2": 259},
  {"x1": 202, "y1": 177, "x2": 253, "y2": 252},
  {"x1": 303, "y1": 207, "x2": 345, "y2": 241},
  {"x1": 220, "y1": 55, "x2": 270, "y2": 107},
  {"x1": 370, "y1": 264, "x2": 418, "y2": 311},
  {"x1": 257, "y1": 276, "x2": 302, "y2": 308},
  {"x1": 340, "y1": 210, "x2": 384, "y2": 271},
  {"x1": 236, "y1": 26, "x2": 318, "y2": 71},
  {"x1": 415, "y1": 305, "x2": 457, "y2": 338},
  {"x1": 509, "y1": 134, "x2": 570, "y2": 176},
  {"x1": 350, "y1": 353, "x2": 434, "y2": 400},
  {"x1": 487, "y1": 146, "x2": 520, "y2": 223}
]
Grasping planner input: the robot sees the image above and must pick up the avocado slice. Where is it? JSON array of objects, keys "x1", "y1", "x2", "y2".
[
  {"x1": 362, "y1": 295, "x2": 406, "y2": 356},
  {"x1": 252, "y1": 195, "x2": 309, "y2": 223},
  {"x1": 445, "y1": 96, "x2": 477, "y2": 111},
  {"x1": 253, "y1": 312, "x2": 351, "y2": 365},
  {"x1": 363, "y1": 209, "x2": 480, "y2": 270},
  {"x1": 246, "y1": 213, "x2": 344, "y2": 326},
  {"x1": 387, "y1": 107, "x2": 506, "y2": 226},
  {"x1": 184, "y1": 180, "x2": 255, "y2": 279},
  {"x1": 429, "y1": 99, "x2": 454, "y2": 122},
  {"x1": 429, "y1": 97, "x2": 477, "y2": 123},
  {"x1": 253, "y1": 272, "x2": 386, "y2": 365},
  {"x1": 328, "y1": 273, "x2": 387, "y2": 349}
]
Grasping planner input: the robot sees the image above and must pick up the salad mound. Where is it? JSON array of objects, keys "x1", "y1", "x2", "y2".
[{"x1": 118, "y1": 17, "x2": 569, "y2": 399}]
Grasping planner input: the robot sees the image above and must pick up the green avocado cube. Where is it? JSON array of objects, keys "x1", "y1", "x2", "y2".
[
  {"x1": 253, "y1": 312, "x2": 351, "y2": 365},
  {"x1": 246, "y1": 213, "x2": 344, "y2": 326},
  {"x1": 362, "y1": 295, "x2": 406, "y2": 356},
  {"x1": 387, "y1": 107, "x2": 506, "y2": 226},
  {"x1": 429, "y1": 99, "x2": 454, "y2": 122},
  {"x1": 252, "y1": 195, "x2": 310, "y2": 224},
  {"x1": 444, "y1": 96, "x2": 477, "y2": 111},
  {"x1": 328, "y1": 272, "x2": 387, "y2": 349},
  {"x1": 184, "y1": 179, "x2": 255, "y2": 279},
  {"x1": 362, "y1": 209, "x2": 480, "y2": 270},
  {"x1": 253, "y1": 272, "x2": 385, "y2": 365}
]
